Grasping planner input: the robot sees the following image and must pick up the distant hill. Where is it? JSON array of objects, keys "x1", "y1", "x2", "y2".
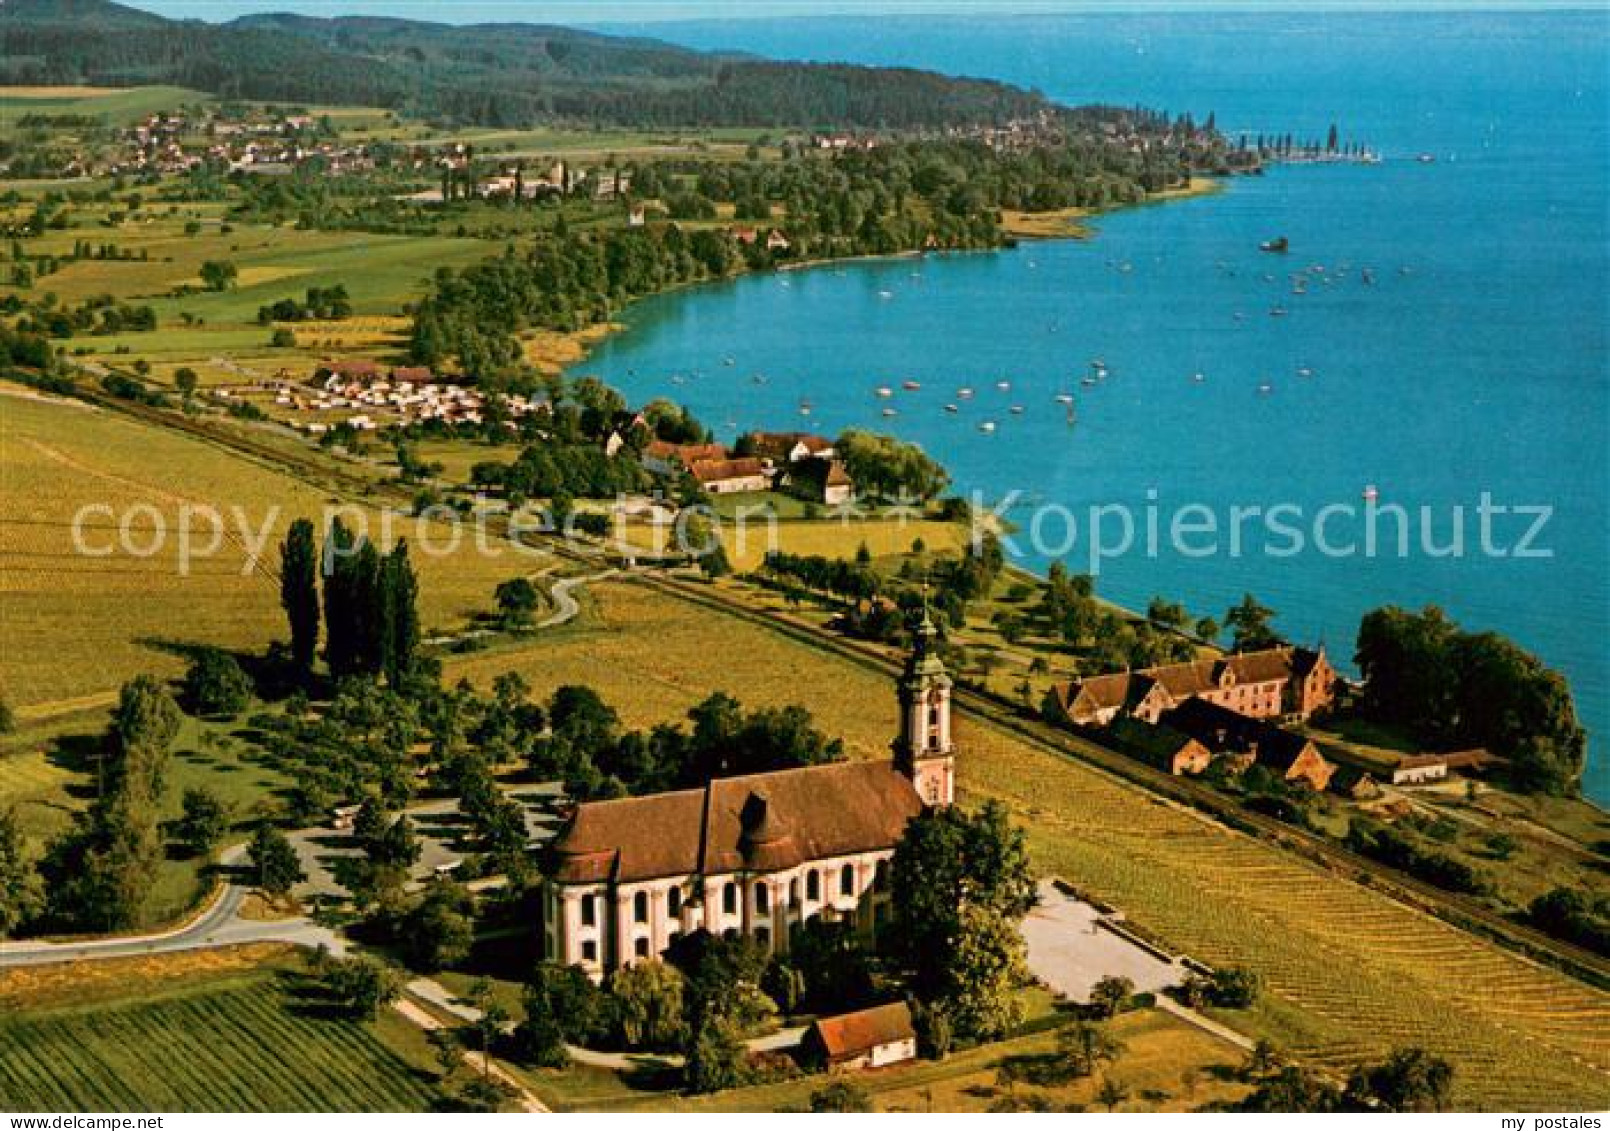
[{"x1": 0, "y1": 0, "x2": 1056, "y2": 130}]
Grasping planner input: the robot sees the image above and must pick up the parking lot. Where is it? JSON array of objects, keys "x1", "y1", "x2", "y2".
[
  {"x1": 286, "y1": 782, "x2": 568, "y2": 900},
  {"x1": 1021, "y1": 880, "x2": 1190, "y2": 1004}
]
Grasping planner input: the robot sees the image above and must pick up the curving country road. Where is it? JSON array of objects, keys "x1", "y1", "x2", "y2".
[
  {"x1": 0, "y1": 847, "x2": 344, "y2": 969},
  {"x1": 538, "y1": 568, "x2": 619, "y2": 628}
]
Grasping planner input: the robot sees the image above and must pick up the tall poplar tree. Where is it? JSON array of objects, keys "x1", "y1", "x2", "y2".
[
  {"x1": 323, "y1": 519, "x2": 361, "y2": 678},
  {"x1": 280, "y1": 518, "x2": 320, "y2": 677},
  {"x1": 381, "y1": 540, "x2": 419, "y2": 687}
]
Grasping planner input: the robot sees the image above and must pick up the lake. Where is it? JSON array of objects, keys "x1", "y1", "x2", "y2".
[{"x1": 573, "y1": 10, "x2": 1610, "y2": 800}]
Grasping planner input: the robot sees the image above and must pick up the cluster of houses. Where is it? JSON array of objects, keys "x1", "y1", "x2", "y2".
[
  {"x1": 251, "y1": 360, "x2": 545, "y2": 434},
  {"x1": 1043, "y1": 647, "x2": 1348, "y2": 793},
  {"x1": 811, "y1": 133, "x2": 880, "y2": 151},
  {"x1": 87, "y1": 111, "x2": 653, "y2": 187},
  {"x1": 397, "y1": 157, "x2": 634, "y2": 205},
  {"x1": 731, "y1": 226, "x2": 793, "y2": 254},
  {"x1": 89, "y1": 110, "x2": 382, "y2": 178},
  {"x1": 247, "y1": 365, "x2": 855, "y2": 508},
  {"x1": 640, "y1": 432, "x2": 853, "y2": 503},
  {"x1": 1043, "y1": 646, "x2": 1501, "y2": 798},
  {"x1": 932, "y1": 112, "x2": 1066, "y2": 153}
]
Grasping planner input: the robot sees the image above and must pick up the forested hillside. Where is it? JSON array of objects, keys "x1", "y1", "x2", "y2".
[{"x1": 0, "y1": 0, "x2": 1053, "y2": 129}]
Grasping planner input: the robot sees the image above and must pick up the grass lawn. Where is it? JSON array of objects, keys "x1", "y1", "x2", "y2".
[
  {"x1": 443, "y1": 577, "x2": 1610, "y2": 1111},
  {"x1": 0, "y1": 948, "x2": 445, "y2": 1112}
]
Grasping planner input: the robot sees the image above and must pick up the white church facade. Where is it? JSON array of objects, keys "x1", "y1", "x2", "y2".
[{"x1": 541, "y1": 607, "x2": 957, "y2": 978}]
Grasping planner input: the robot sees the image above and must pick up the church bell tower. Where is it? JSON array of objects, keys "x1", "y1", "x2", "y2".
[{"x1": 894, "y1": 600, "x2": 955, "y2": 807}]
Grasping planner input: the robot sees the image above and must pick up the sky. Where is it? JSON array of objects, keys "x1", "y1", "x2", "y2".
[{"x1": 123, "y1": 1, "x2": 1597, "y2": 25}]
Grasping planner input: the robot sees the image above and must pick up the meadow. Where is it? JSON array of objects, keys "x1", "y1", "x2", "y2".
[
  {"x1": 520, "y1": 1006, "x2": 1250, "y2": 1113},
  {"x1": 0, "y1": 85, "x2": 211, "y2": 138},
  {"x1": 0, "y1": 949, "x2": 443, "y2": 1112},
  {"x1": 9, "y1": 216, "x2": 487, "y2": 326},
  {"x1": 443, "y1": 577, "x2": 1610, "y2": 1111}
]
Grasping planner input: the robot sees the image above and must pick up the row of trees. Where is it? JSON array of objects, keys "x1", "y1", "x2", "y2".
[
  {"x1": 24, "y1": 677, "x2": 182, "y2": 932},
  {"x1": 523, "y1": 685, "x2": 846, "y2": 803},
  {"x1": 257, "y1": 283, "x2": 353, "y2": 323},
  {"x1": 279, "y1": 518, "x2": 420, "y2": 685},
  {"x1": 1236, "y1": 1047, "x2": 1455, "y2": 1113}
]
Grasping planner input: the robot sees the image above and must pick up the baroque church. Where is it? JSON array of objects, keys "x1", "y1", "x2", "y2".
[{"x1": 541, "y1": 607, "x2": 957, "y2": 977}]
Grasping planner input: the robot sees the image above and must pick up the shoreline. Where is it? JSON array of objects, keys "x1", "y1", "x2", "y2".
[{"x1": 557, "y1": 173, "x2": 1227, "y2": 376}]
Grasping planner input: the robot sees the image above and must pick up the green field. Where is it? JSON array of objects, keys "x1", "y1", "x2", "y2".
[
  {"x1": 0, "y1": 85, "x2": 212, "y2": 137},
  {"x1": 6, "y1": 219, "x2": 486, "y2": 325},
  {"x1": 0, "y1": 961, "x2": 442, "y2": 1112}
]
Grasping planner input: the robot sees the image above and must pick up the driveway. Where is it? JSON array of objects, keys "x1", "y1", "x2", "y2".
[{"x1": 288, "y1": 785, "x2": 568, "y2": 901}]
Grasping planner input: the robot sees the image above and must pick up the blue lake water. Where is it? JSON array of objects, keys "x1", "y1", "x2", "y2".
[{"x1": 573, "y1": 11, "x2": 1610, "y2": 801}]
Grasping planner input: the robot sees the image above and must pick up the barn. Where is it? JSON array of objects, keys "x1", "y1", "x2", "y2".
[{"x1": 801, "y1": 1002, "x2": 918, "y2": 1072}]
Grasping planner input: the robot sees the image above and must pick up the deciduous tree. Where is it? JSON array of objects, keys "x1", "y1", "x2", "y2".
[
  {"x1": 0, "y1": 808, "x2": 44, "y2": 937},
  {"x1": 249, "y1": 822, "x2": 305, "y2": 897}
]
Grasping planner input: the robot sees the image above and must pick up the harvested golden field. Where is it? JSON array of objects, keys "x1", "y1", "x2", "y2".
[
  {"x1": 0, "y1": 944, "x2": 296, "y2": 1013},
  {"x1": 0, "y1": 389, "x2": 539, "y2": 715},
  {"x1": 609, "y1": 513, "x2": 968, "y2": 573},
  {"x1": 445, "y1": 578, "x2": 1610, "y2": 1111}
]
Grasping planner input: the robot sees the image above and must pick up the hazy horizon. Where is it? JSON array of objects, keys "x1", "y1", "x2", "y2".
[{"x1": 119, "y1": 0, "x2": 1604, "y2": 27}]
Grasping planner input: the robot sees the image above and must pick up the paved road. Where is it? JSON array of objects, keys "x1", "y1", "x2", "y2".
[
  {"x1": 0, "y1": 846, "x2": 343, "y2": 969},
  {"x1": 1155, "y1": 996, "x2": 1254, "y2": 1052}
]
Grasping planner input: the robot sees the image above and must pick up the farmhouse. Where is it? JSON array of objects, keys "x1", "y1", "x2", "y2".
[
  {"x1": 541, "y1": 609, "x2": 957, "y2": 978},
  {"x1": 1043, "y1": 645, "x2": 1335, "y2": 729},
  {"x1": 781, "y1": 456, "x2": 856, "y2": 505},
  {"x1": 1162, "y1": 697, "x2": 1336, "y2": 791},
  {"x1": 801, "y1": 1002, "x2": 918, "y2": 1072},
  {"x1": 1389, "y1": 754, "x2": 1449, "y2": 786},
  {"x1": 642, "y1": 440, "x2": 728, "y2": 476},
  {"x1": 319, "y1": 358, "x2": 382, "y2": 382},
  {"x1": 689, "y1": 457, "x2": 771, "y2": 495},
  {"x1": 743, "y1": 431, "x2": 837, "y2": 465},
  {"x1": 1107, "y1": 716, "x2": 1213, "y2": 776},
  {"x1": 1329, "y1": 765, "x2": 1383, "y2": 801}
]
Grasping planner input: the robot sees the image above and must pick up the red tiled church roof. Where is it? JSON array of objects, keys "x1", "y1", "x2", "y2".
[{"x1": 549, "y1": 760, "x2": 923, "y2": 885}]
